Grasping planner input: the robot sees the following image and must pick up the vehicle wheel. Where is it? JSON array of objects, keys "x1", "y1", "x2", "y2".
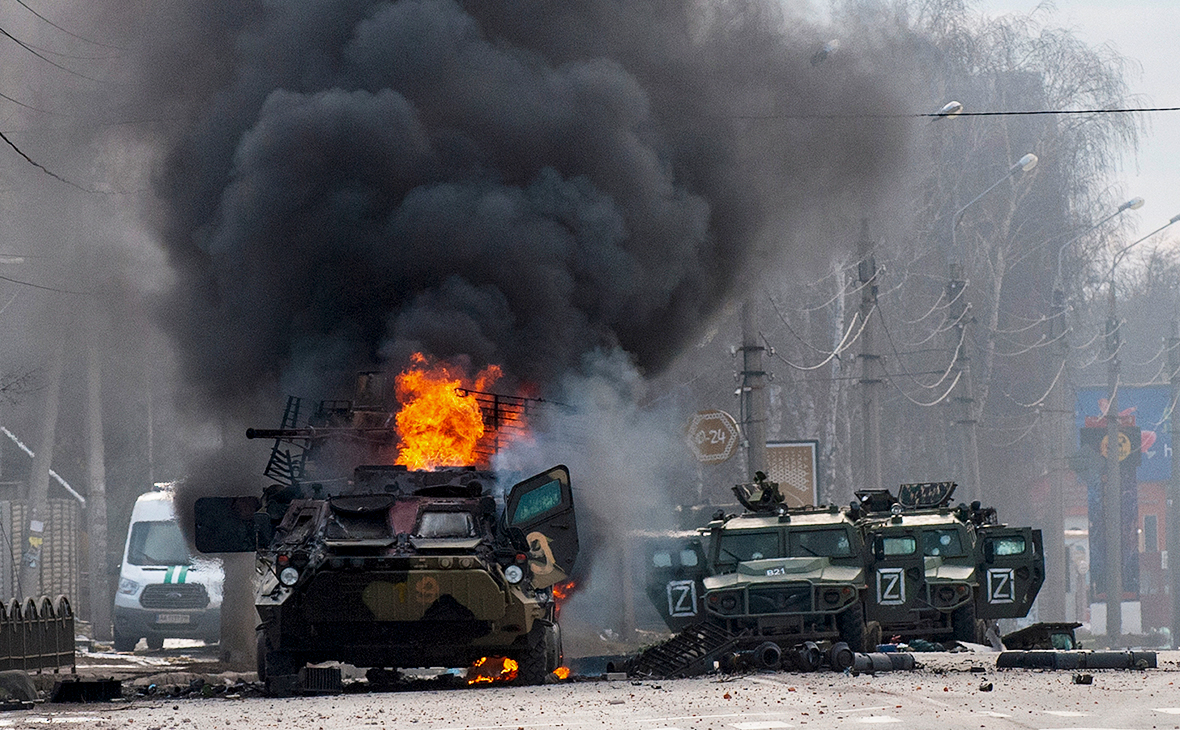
[
  {"x1": 146, "y1": 634, "x2": 165, "y2": 651},
  {"x1": 256, "y1": 632, "x2": 267, "y2": 683},
  {"x1": 113, "y1": 628, "x2": 137, "y2": 653},
  {"x1": 836, "y1": 606, "x2": 867, "y2": 653},
  {"x1": 865, "y1": 621, "x2": 883, "y2": 651},
  {"x1": 951, "y1": 601, "x2": 977, "y2": 644},
  {"x1": 518, "y1": 621, "x2": 558, "y2": 685}
]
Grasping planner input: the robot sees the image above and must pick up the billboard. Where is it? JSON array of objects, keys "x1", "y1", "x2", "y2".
[
  {"x1": 765, "y1": 440, "x2": 819, "y2": 508},
  {"x1": 1075, "y1": 385, "x2": 1171, "y2": 481}
]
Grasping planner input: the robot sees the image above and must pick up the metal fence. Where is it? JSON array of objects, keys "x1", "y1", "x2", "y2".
[{"x1": 0, "y1": 595, "x2": 74, "y2": 672}]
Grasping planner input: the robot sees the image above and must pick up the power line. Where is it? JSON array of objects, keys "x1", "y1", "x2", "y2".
[
  {"x1": 13, "y1": 0, "x2": 127, "y2": 51},
  {"x1": 732, "y1": 105, "x2": 1180, "y2": 121}
]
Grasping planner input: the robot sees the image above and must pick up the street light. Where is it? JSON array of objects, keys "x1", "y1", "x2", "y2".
[
  {"x1": 1054, "y1": 197, "x2": 1146, "y2": 290},
  {"x1": 1100, "y1": 209, "x2": 1179, "y2": 645},
  {"x1": 950, "y1": 153, "x2": 1038, "y2": 257},
  {"x1": 1042, "y1": 196, "x2": 1143, "y2": 627},
  {"x1": 945, "y1": 151, "x2": 1039, "y2": 504}
]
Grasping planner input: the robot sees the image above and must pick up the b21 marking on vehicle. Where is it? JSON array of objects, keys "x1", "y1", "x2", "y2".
[
  {"x1": 765, "y1": 567, "x2": 788, "y2": 577},
  {"x1": 987, "y1": 567, "x2": 1016, "y2": 604},
  {"x1": 876, "y1": 567, "x2": 906, "y2": 605},
  {"x1": 666, "y1": 579, "x2": 698, "y2": 617}
]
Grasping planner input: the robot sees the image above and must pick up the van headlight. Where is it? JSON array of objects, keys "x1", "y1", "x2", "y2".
[
  {"x1": 278, "y1": 567, "x2": 300, "y2": 586},
  {"x1": 504, "y1": 565, "x2": 524, "y2": 584},
  {"x1": 118, "y1": 578, "x2": 139, "y2": 595}
]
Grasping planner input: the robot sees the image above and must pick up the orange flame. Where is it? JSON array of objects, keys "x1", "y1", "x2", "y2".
[
  {"x1": 394, "y1": 353, "x2": 502, "y2": 470},
  {"x1": 466, "y1": 656, "x2": 519, "y2": 684},
  {"x1": 552, "y1": 580, "x2": 577, "y2": 601},
  {"x1": 553, "y1": 666, "x2": 571, "y2": 680}
]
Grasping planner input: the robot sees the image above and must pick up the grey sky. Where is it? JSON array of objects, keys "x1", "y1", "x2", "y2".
[{"x1": 975, "y1": 0, "x2": 1180, "y2": 241}]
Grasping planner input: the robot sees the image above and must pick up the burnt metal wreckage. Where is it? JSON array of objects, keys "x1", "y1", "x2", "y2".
[
  {"x1": 193, "y1": 374, "x2": 579, "y2": 695},
  {"x1": 630, "y1": 475, "x2": 1044, "y2": 678}
]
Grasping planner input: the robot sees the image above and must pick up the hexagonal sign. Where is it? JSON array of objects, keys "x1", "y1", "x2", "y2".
[{"x1": 686, "y1": 409, "x2": 740, "y2": 463}]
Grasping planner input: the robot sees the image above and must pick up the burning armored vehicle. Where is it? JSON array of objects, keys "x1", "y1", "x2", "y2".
[{"x1": 193, "y1": 372, "x2": 578, "y2": 693}]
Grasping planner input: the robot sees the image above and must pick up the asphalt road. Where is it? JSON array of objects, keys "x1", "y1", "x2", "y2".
[{"x1": 6, "y1": 650, "x2": 1180, "y2": 729}]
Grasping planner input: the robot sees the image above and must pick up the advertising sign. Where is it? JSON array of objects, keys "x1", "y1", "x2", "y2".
[{"x1": 765, "y1": 440, "x2": 819, "y2": 508}]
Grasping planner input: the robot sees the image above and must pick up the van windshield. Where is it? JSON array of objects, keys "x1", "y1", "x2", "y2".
[{"x1": 128, "y1": 521, "x2": 192, "y2": 566}]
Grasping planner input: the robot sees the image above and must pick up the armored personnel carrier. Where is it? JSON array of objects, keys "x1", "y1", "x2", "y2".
[
  {"x1": 853, "y1": 483, "x2": 1043, "y2": 645},
  {"x1": 192, "y1": 385, "x2": 577, "y2": 693},
  {"x1": 643, "y1": 474, "x2": 870, "y2": 655}
]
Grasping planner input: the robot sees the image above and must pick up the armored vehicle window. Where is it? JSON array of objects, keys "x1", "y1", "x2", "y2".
[
  {"x1": 716, "y1": 532, "x2": 780, "y2": 566},
  {"x1": 922, "y1": 529, "x2": 965, "y2": 557},
  {"x1": 680, "y1": 549, "x2": 699, "y2": 567},
  {"x1": 510, "y1": 478, "x2": 562, "y2": 524},
  {"x1": 416, "y1": 511, "x2": 476, "y2": 538},
  {"x1": 788, "y1": 529, "x2": 853, "y2": 557},
  {"x1": 652, "y1": 551, "x2": 673, "y2": 568},
  {"x1": 992, "y1": 535, "x2": 1026, "y2": 556},
  {"x1": 128, "y1": 521, "x2": 192, "y2": 566},
  {"x1": 881, "y1": 535, "x2": 916, "y2": 556}
]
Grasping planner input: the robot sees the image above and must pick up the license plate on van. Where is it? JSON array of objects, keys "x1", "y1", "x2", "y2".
[{"x1": 156, "y1": 613, "x2": 190, "y2": 624}]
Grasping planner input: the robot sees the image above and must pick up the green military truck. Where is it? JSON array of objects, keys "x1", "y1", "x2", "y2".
[
  {"x1": 192, "y1": 389, "x2": 578, "y2": 694},
  {"x1": 644, "y1": 475, "x2": 871, "y2": 653},
  {"x1": 854, "y1": 483, "x2": 1043, "y2": 645}
]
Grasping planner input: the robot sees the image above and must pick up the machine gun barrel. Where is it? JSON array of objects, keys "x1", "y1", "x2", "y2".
[{"x1": 245, "y1": 427, "x2": 395, "y2": 440}]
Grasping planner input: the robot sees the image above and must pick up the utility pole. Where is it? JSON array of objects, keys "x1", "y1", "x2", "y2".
[
  {"x1": 1103, "y1": 283, "x2": 1123, "y2": 643},
  {"x1": 1169, "y1": 319, "x2": 1180, "y2": 648},
  {"x1": 19, "y1": 337, "x2": 65, "y2": 598},
  {"x1": 856, "y1": 218, "x2": 883, "y2": 492},
  {"x1": 86, "y1": 337, "x2": 111, "y2": 641},
  {"x1": 947, "y1": 264, "x2": 982, "y2": 503},
  {"x1": 1041, "y1": 288, "x2": 1067, "y2": 622},
  {"x1": 740, "y1": 299, "x2": 767, "y2": 479}
]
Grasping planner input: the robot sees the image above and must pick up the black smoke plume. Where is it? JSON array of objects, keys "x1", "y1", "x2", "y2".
[{"x1": 124, "y1": 0, "x2": 913, "y2": 405}]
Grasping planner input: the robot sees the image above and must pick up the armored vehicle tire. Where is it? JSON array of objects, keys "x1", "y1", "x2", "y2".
[
  {"x1": 113, "y1": 628, "x2": 137, "y2": 653},
  {"x1": 951, "y1": 601, "x2": 977, "y2": 643},
  {"x1": 836, "y1": 606, "x2": 868, "y2": 653},
  {"x1": 518, "y1": 621, "x2": 559, "y2": 685},
  {"x1": 866, "y1": 621, "x2": 882, "y2": 651}
]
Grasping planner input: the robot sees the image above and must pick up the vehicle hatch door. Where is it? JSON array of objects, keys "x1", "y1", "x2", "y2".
[
  {"x1": 864, "y1": 527, "x2": 923, "y2": 624},
  {"x1": 977, "y1": 526, "x2": 1044, "y2": 619},
  {"x1": 505, "y1": 465, "x2": 578, "y2": 589},
  {"x1": 643, "y1": 535, "x2": 707, "y2": 632}
]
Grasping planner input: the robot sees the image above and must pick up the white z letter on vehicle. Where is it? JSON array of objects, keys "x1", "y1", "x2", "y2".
[
  {"x1": 876, "y1": 567, "x2": 906, "y2": 606},
  {"x1": 666, "y1": 580, "x2": 698, "y2": 617},
  {"x1": 987, "y1": 567, "x2": 1016, "y2": 604}
]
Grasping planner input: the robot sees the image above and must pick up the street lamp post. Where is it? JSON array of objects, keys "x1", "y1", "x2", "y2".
[
  {"x1": 947, "y1": 152, "x2": 1038, "y2": 504},
  {"x1": 1100, "y1": 212, "x2": 1179, "y2": 644},
  {"x1": 1047, "y1": 197, "x2": 1144, "y2": 624}
]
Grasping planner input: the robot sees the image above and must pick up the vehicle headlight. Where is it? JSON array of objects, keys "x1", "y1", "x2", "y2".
[
  {"x1": 117, "y1": 578, "x2": 139, "y2": 595},
  {"x1": 278, "y1": 566, "x2": 300, "y2": 586},
  {"x1": 504, "y1": 564, "x2": 524, "y2": 585}
]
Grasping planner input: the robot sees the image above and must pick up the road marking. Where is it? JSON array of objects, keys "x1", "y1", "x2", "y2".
[
  {"x1": 731, "y1": 723, "x2": 793, "y2": 729},
  {"x1": 0, "y1": 720, "x2": 103, "y2": 726},
  {"x1": 1044, "y1": 711, "x2": 1092, "y2": 717},
  {"x1": 857, "y1": 718, "x2": 901, "y2": 724},
  {"x1": 980, "y1": 711, "x2": 1011, "y2": 718},
  {"x1": 1155, "y1": 708, "x2": 1180, "y2": 714}
]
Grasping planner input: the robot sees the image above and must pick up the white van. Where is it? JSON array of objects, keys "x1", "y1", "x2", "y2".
[{"x1": 113, "y1": 485, "x2": 224, "y2": 651}]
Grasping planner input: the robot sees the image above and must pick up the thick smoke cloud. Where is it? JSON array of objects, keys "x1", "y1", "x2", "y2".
[{"x1": 127, "y1": 0, "x2": 912, "y2": 405}]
